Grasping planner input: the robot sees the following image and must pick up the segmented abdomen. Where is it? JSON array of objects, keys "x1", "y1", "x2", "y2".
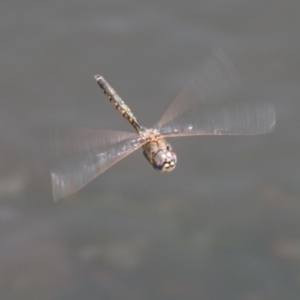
[{"x1": 94, "y1": 75, "x2": 143, "y2": 133}]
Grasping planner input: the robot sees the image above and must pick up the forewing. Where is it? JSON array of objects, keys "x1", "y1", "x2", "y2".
[
  {"x1": 51, "y1": 127, "x2": 137, "y2": 159},
  {"x1": 156, "y1": 49, "x2": 275, "y2": 137},
  {"x1": 158, "y1": 102, "x2": 276, "y2": 137},
  {"x1": 156, "y1": 49, "x2": 241, "y2": 128},
  {"x1": 51, "y1": 127, "x2": 145, "y2": 201}
]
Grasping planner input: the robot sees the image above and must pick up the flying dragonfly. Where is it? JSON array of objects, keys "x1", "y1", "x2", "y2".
[{"x1": 51, "y1": 50, "x2": 276, "y2": 201}]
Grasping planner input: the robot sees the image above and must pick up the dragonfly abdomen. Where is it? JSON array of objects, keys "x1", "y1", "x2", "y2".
[{"x1": 94, "y1": 75, "x2": 143, "y2": 133}]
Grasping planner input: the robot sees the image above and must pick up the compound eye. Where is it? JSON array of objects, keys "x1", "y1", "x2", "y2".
[
  {"x1": 166, "y1": 151, "x2": 177, "y2": 163},
  {"x1": 161, "y1": 150, "x2": 177, "y2": 172},
  {"x1": 153, "y1": 150, "x2": 167, "y2": 170}
]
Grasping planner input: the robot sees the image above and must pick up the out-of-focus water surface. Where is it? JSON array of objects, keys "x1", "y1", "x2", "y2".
[{"x1": 1, "y1": 1, "x2": 300, "y2": 299}]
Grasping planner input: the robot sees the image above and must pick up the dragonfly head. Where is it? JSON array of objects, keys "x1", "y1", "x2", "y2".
[{"x1": 153, "y1": 146, "x2": 177, "y2": 172}]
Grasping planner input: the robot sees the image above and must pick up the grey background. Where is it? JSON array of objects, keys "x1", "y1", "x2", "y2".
[{"x1": 1, "y1": 1, "x2": 300, "y2": 299}]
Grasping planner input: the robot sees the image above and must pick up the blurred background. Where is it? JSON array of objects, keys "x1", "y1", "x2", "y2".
[{"x1": 1, "y1": 1, "x2": 300, "y2": 299}]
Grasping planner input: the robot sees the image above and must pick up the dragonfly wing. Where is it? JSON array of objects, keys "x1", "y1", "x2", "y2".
[
  {"x1": 51, "y1": 128, "x2": 145, "y2": 201},
  {"x1": 51, "y1": 127, "x2": 138, "y2": 159},
  {"x1": 156, "y1": 49, "x2": 275, "y2": 137},
  {"x1": 156, "y1": 49, "x2": 241, "y2": 128},
  {"x1": 158, "y1": 102, "x2": 275, "y2": 137}
]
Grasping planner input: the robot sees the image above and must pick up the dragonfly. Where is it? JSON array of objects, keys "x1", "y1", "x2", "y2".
[{"x1": 51, "y1": 50, "x2": 276, "y2": 201}]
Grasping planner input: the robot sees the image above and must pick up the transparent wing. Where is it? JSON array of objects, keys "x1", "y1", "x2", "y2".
[
  {"x1": 156, "y1": 49, "x2": 241, "y2": 128},
  {"x1": 155, "y1": 49, "x2": 275, "y2": 137},
  {"x1": 51, "y1": 127, "x2": 138, "y2": 159},
  {"x1": 158, "y1": 102, "x2": 276, "y2": 137},
  {"x1": 50, "y1": 127, "x2": 145, "y2": 201}
]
